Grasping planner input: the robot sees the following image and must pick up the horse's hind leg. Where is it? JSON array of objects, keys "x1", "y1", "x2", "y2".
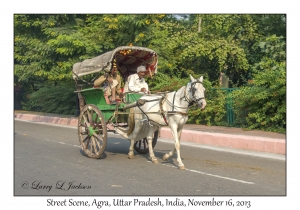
[
  {"x1": 128, "y1": 139, "x2": 135, "y2": 159},
  {"x1": 128, "y1": 116, "x2": 141, "y2": 159},
  {"x1": 147, "y1": 133, "x2": 158, "y2": 164}
]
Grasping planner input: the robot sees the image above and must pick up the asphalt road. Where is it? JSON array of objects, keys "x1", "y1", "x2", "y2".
[{"x1": 14, "y1": 120, "x2": 286, "y2": 196}]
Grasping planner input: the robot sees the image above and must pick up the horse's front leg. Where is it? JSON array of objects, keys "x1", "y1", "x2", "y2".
[
  {"x1": 164, "y1": 126, "x2": 185, "y2": 170},
  {"x1": 163, "y1": 127, "x2": 183, "y2": 161},
  {"x1": 128, "y1": 139, "x2": 135, "y2": 159},
  {"x1": 175, "y1": 127, "x2": 185, "y2": 170},
  {"x1": 162, "y1": 147, "x2": 176, "y2": 161}
]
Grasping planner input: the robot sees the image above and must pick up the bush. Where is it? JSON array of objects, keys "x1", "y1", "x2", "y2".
[
  {"x1": 231, "y1": 67, "x2": 286, "y2": 133},
  {"x1": 230, "y1": 35, "x2": 286, "y2": 133},
  {"x1": 188, "y1": 87, "x2": 228, "y2": 126},
  {"x1": 22, "y1": 83, "x2": 76, "y2": 115}
]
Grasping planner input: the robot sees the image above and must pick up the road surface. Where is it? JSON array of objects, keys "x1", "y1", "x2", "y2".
[{"x1": 14, "y1": 120, "x2": 286, "y2": 196}]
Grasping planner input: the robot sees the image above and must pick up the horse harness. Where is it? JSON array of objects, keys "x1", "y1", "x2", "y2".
[
  {"x1": 136, "y1": 79, "x2": 205, "y2": 126},
  {"x1": 158, "y1": 91, "x2": 187, "y2": 126}
]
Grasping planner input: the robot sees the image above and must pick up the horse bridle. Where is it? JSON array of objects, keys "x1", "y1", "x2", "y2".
[{"x1": 184, "y1": 80, "x2": 205, "y2": 106}]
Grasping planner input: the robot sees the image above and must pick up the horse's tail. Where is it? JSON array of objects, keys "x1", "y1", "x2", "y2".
[{"x1": 127, "y1": 108, "x2": 135, "y2": 135}]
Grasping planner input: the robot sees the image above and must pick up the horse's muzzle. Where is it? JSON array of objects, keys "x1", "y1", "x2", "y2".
[{"x1": 198, "y1": 99, "x2": 207, "y2": 110}]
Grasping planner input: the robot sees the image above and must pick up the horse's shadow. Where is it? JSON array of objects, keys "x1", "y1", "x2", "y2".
[{"x1": 78, "y1": 145, "x2": 181, "y2": 168}]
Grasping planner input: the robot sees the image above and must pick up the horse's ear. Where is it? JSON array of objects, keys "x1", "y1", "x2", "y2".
[
  {"x1": 190, "y1": 75, "x2": 195, "y2": 82},
  {"x1": 199, "y1": 76, "x2": 203, "y2": 82}
]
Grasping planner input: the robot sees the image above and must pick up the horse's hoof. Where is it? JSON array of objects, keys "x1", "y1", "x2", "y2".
[
  {"x1": 128, "y1": 155, "x2": 134, "y2": 159},
  {"x1": 152, "y1": 159, "x2": 159, "y2": 164},
  {"x1": 178, "y1": 165, "x2": 186, "y2": 170},
  {"x1": 162, "y1": 155, "x2": 168, "y2": 161}
]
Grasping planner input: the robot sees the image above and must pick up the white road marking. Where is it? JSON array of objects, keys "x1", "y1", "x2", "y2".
[
  {"x1": 111, "y1": 185, "x2": 123, "y2": 188},
  {"x1": 160, "y1": 163, "x2": 254, "y2": 185},
  {"x1": 43, "y1": 138, "x2": 81, "y2": 148},
  {"x1": 186, "y1": 169, "x2": 254, "y2": 184}
]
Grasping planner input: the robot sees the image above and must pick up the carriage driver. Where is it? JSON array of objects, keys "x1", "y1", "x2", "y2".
[
  {"x1": 124, "y1": 65, "x2": 150, "y2": 94},
  {"x1": 94, "y1": 65, "x2": 124, "y2": 104}
]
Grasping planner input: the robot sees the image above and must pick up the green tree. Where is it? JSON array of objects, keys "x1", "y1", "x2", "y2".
[
  {"x1": 231, "y1": 35, "x2": 286, "y2": 133},
  {"x1": 14, "y1": 14, "x2": 87, "y2": 87},
  {"x1": 14, "y1": 14, "x2": 286, "y2": 132},
  {"x1": 14, "y1": 14, "x2": 88, "y2": 114}
]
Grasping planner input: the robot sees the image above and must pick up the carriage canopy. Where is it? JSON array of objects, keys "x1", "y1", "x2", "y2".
[{"x1": 72, "y1": 46, "x2": 158, "y2": 80}]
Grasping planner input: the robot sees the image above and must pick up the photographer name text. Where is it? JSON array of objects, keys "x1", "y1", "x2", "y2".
[{"x1": 21, "y1": 181, "x2": 91, "y2": 192}]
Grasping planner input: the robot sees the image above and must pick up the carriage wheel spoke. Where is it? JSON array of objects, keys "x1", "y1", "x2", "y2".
[
  {"x1": 89, "y1": 136, "x2": 94, "y2": 153},
  {"x1": 82, "y1": 114, "x2": 90, "y2": 127},
  {"x1": 136, "y1": 140, "x2": 140, "y2": 149},
  {"x1": 90, "y1": 136, "x2": 95, "y2": 153},
  {"x1": 93, "y1": 120, "x2": 102, "y2": 128},
  {"x1": 87, "y1": 109, "x2": 94, "y2": 125},
  {"x1": 94, "y1": 127, "x2": 104, "y2": 134},
  {"x1": 85, "y1": 136, "x2": 91, "y2": 149},
  {"x1": 143, "y1": 139, "x2": 148, "y2": 149},
  {"x1": 93, "y1": 133, "x2": 104, "y2": 142},
  {"x1": 82, "y1": 135, "x2": 89, "y2": 143},
  {"x1": 94, "y1": 113, "x2": 101, "y2": 128},
  {"x1": 93, "y1": 134, "x2": 102, "y2": 150},
  {"x1": 91, "y1": 136, "x2": 99, "y2": 155},
  {"x1": 93, "y1": 121, "x2": 103, "y2": 132}
]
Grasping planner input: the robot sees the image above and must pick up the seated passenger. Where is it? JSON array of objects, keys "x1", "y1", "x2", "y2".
[
  {"x1": 124, "y1": 65, "x2": 150, "y2": 94},
  {"x1": 94, "y1": 66, "x2": 124, "y2": 104}
]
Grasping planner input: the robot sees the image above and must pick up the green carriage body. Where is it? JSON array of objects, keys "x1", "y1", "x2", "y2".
[
  {"x1": 76, "y1": 87, "x2": 143, "y2": 122},
  {"x1": 72, "y1": 46, "x2": 159, "y2": 158}
]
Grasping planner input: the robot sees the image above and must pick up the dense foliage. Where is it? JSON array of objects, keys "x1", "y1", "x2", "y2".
[
  {"x1": 14, "y1": 14, "x2": 286, "y2": 133},
  {"x1": 231, "y1": 35, "x2": 286, "y2": 133},
  {"x1": 22, "y1": 82, "x2": 76, "y2": 115}
]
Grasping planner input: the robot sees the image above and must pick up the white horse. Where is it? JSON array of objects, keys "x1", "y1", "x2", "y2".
[{"x1": 115, "y1": 75, "x2": 206, "y2": 169}]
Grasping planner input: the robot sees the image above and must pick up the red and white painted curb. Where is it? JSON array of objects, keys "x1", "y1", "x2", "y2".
[
  {"x1": 15, "y1": 113, "x2": 285, "y2": 155},
  {"x1": 160, "y1": 128, "x2": 285, "y2": 155}
]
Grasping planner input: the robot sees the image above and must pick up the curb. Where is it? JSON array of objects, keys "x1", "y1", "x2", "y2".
[
  {"x1": 15, "y1": 113, "x2": 78, "y2": 127},
  {"x1": 15, "y1": 113, "x2": 286, "y2": 155},
  {"x1": 160, "y1": 128, "x2": 285, "y2": 155}
]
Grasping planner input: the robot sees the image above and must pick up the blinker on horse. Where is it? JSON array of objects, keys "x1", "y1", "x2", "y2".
[{"x1": 115, "y1": 75, "x2": 206, "y2": 169}]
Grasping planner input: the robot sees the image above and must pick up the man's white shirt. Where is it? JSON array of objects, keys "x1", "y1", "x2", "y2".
[{"x1": 126, "y1": 73, "x2": 149, "y2": 92}]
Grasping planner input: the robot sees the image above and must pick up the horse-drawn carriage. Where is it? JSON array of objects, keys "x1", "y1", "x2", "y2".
[{"x1": 73, "y1": 46, "x2": 206, "y2": 169}]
